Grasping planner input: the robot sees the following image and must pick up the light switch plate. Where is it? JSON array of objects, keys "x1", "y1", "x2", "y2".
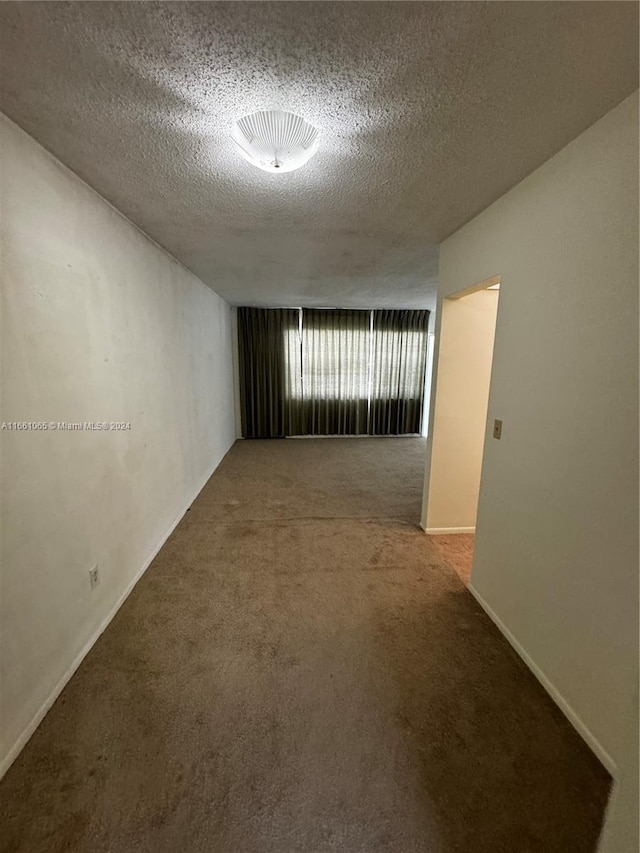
[{"x1": 493, "y1": 419, "x2": 503, "y2": 440}]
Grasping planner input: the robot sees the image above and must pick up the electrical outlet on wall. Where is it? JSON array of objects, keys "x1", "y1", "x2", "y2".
[{"x1": 89, "y1": 565, "x2": 100, "y2": 590}]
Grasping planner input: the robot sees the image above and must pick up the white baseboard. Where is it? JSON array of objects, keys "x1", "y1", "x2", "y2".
[
  {"x1": 287, "y1": 434, "x2": 423, "y2": 439},
  {"x1": 468, "y1": 582, "x2": 617, "y2": 776},
  {"x1": 0, "y1": 453, "x2": 225, "y2": 781},
  {"x1": 422, "y1": 525, "x2": 476, "y2": 535}
]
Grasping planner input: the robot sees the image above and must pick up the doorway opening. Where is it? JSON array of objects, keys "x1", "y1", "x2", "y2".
[{"x1": 421, "y1": 276, "x2": 500, "y2": 584}]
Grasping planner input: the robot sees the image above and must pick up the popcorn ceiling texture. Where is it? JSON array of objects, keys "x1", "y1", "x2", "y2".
[{"x1": 0, "y1": 1, "x2": 637, "y2": 309}]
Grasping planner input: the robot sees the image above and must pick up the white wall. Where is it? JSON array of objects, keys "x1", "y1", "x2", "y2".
[
  {"x1": 422, "y1": 289, "x2": 499, "y2": 531},
  {"x1": 0, "y1": 115, "x2": 237, "y2": 774},
  {"x1": 230, "y1": 307, "x2": 243, "y2": 439},
  {"x1": 420, "y1": 311, "x2": 436, "y2": 438},
  {"x1": 425, "y1": 92, "x2": 638, "y2": 851}
]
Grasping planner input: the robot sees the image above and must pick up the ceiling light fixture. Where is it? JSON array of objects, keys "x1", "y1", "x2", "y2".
[{"x1": 231, "y1": 109, "x2": 319, "y2": 174}]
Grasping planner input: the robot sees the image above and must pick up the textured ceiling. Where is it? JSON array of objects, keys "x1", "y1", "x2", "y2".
[{"x1": 0, "y1": 2, "x2": 637, "y2": 309}]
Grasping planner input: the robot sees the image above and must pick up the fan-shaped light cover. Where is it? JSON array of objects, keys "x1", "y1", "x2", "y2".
[{"x1": 231, "y1": 109, "x2": 319, "y2": 173}]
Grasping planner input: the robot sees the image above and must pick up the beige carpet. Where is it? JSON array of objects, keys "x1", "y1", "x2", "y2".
[
  {"x1": 429, "y1": 534, "x2": 475, "y2": 585},
  {"x1": 0, "y1": 438, "x2": 610, "y2": 852}
]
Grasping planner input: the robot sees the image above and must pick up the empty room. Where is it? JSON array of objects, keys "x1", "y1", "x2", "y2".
[{"x1": 0, "y1": 3, "x2": 638, "y2": 852}]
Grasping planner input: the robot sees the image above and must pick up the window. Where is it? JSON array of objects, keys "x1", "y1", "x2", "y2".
[{"x1": 237, "y1": 306, "x2": 429, "y2": 438}]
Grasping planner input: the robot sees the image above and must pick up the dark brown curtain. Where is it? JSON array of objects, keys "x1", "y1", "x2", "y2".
[
  {"x1": 238, "y1": 306, "x2": 429, "y2": 438},
  {"x1": 368, "y1": 309, "x2": 429, "y2": 435},
  {"x1": 238, "y1": 307, "x2": 300, "y2": 438},
  {"x1": 297, "y1": 309, "x2": 370, "y2": 435}
]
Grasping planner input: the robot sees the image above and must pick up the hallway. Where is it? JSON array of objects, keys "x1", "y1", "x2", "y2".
[{"x1": 0, "y1": 439, "x2": 609, "y2": 852}]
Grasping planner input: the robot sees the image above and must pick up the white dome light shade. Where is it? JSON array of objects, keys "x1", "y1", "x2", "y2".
[{"x1": 231, "y1": 109, "x2": 319, "y2": 173}]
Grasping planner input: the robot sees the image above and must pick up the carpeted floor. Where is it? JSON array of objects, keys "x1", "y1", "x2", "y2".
[
  {"x1": 429, "y1": 534, "x2": 475, "y2": 585},
  {"x1": 0, "y1": 438, "x2": 610, "y2": 853}
]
